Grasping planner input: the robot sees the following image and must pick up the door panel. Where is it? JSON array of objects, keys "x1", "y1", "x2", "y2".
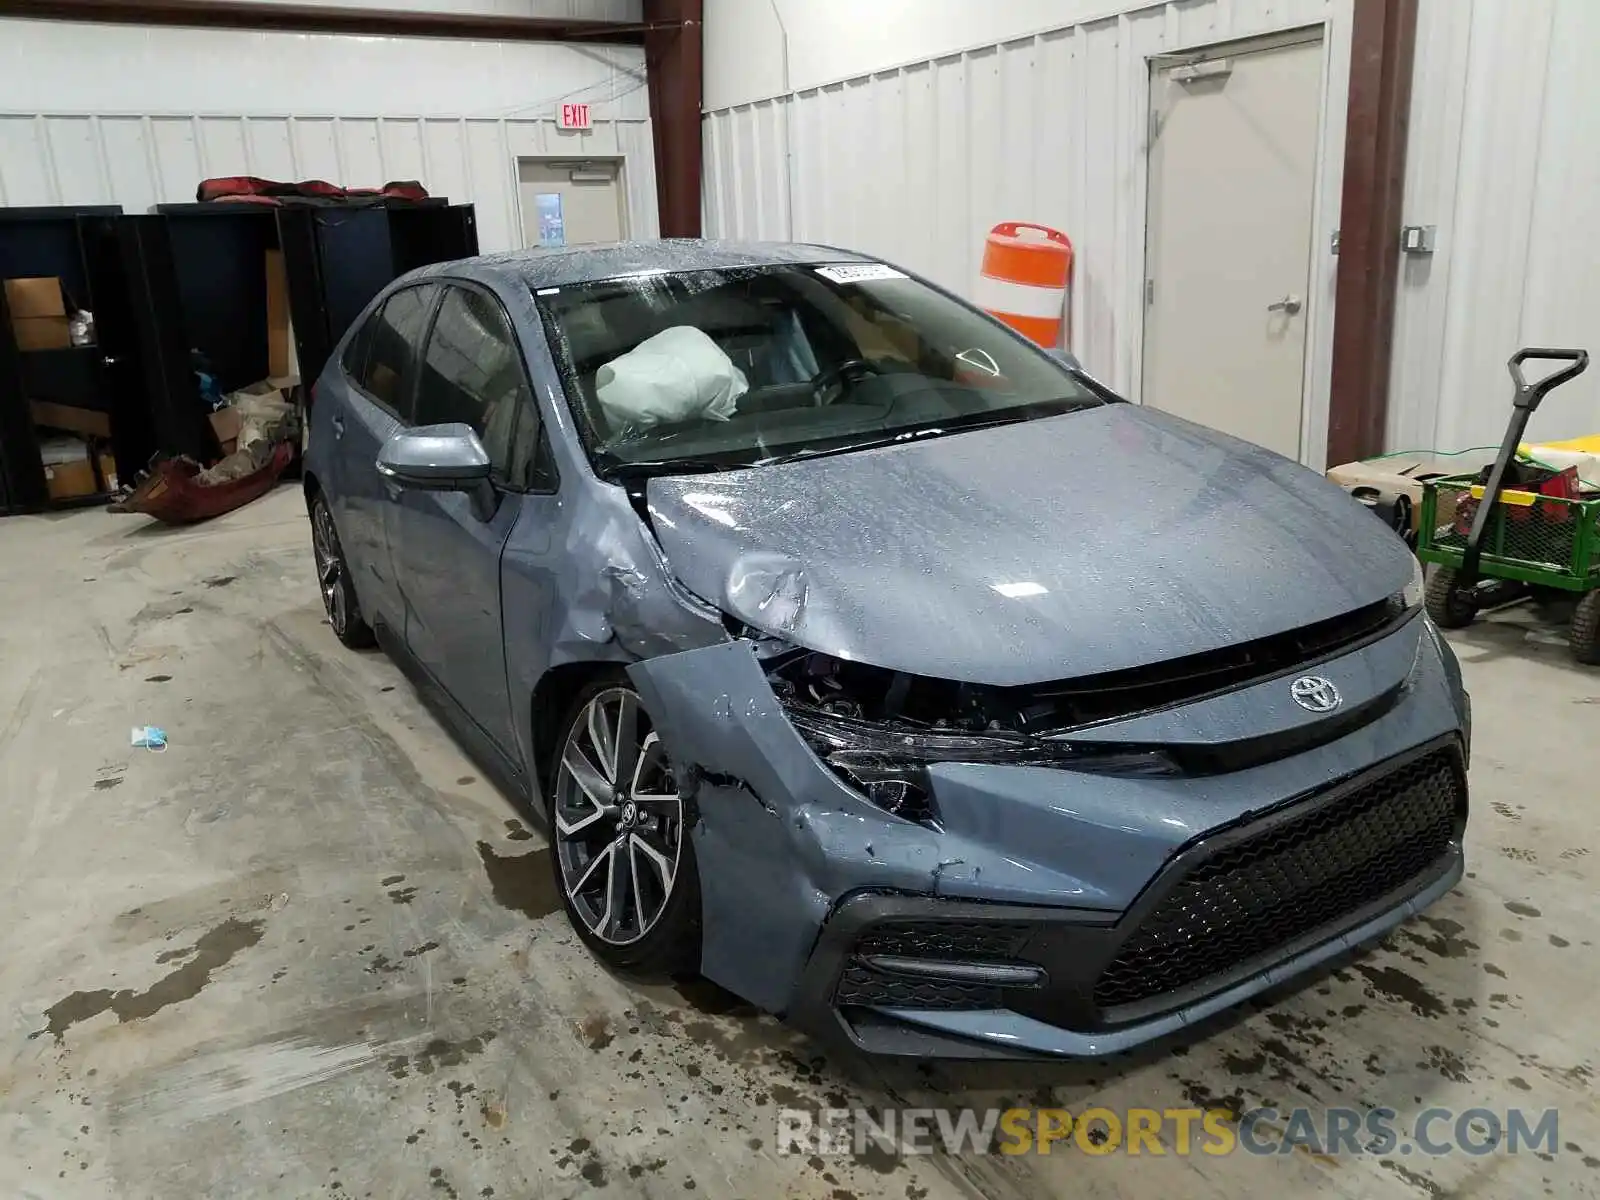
[
  {"x1": 117, "y1": 215, "x2": 219, "y2": 463},
  {"x1": 78, "y1": 214, "x2": 152, "y2": 481},
  {"x1": 317, "y1": 209, "x2": 397, "y2": 363},
  {"x1": 275, "y1": 208, "x2": 329, "y2": 406},
  {"x1": 390, "y1": 205, "x2": 480, "y2": 276},
  {"x1": 388, "y1": 488, "x2": 522, "y2": 753},
  {"x1": 517, "y1": 161, "x2": 624, "y2": 248},
  {"x1": 339, "y1": 387, "x2": 405, "y2": 627},
  {"x1": 337, "y1": 283, "x2": 438, "y2": 628},
  {"x1": 386, "y1": 283, "x2": 537, "y2": 755},
  {"x1": 1142, "y1": 37, "x2": 1323, "y2": 459}
]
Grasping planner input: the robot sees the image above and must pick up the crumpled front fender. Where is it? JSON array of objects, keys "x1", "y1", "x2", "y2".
[{"x1": 626, "y1": 641, "x2": 1114, "y2": 1014}]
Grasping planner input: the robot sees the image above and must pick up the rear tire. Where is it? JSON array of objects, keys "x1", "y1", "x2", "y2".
[
  {"x1": 1570, "y1": 591, "x2": 1600, "y2": 665},
  {"x1": 1425, "y1": 566, "x2": 1478, "y2": 629},
  {"x1": 546, "y1": 674, "x2": 700, "y2": 978},
  {"x1": 310, "y1": 493, "x2": 375, "y2": 649}
]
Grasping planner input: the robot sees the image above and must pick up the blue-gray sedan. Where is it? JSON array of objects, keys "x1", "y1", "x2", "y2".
[{"x1": 302, "y1": 240, "x2": 1470, "y2": 1059}]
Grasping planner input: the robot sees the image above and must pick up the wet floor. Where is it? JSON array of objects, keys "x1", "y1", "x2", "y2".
[{"x1": 1, "y1": 488, "x2": 1598, "y2": 1198}]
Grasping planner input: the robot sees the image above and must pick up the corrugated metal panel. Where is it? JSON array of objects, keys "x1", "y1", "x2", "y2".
[
  {"x1": 0, "y1": 20, "x2": 649, "y2": 120},
  {"x1": 1390, "y1": 0, "x2": 1600, "y2": 454},
  {"x1": 701, "y1": 0, "x2": 1346, "y2": 464},
  {"x1": 0, "y1": 113, "x2": 656, "y2": 252},
  {"x1": 0, "y1": 18, "x2": 654, "y2": 253}
]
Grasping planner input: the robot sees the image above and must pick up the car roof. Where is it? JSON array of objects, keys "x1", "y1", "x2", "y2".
[{"x1": 432, "y1": 239, "x2": 875, "y2": 290}]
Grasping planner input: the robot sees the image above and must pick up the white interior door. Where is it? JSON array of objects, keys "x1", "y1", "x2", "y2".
[
  {"x1": 1142, "y1": 36, "x2": 1323, "y2": 458},
  {"x1": 517, "y1": 160, "x2": 626, "y2": 248}
]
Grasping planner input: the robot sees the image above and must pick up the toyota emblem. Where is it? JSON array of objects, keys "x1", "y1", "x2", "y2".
[{"x1": 1290, "y1": 676, "x2": 1342, "y2": 713}]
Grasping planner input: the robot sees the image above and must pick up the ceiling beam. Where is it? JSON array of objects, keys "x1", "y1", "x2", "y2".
[{"x1": 0, "y1": 0, "x2": 648, "y2": 44}]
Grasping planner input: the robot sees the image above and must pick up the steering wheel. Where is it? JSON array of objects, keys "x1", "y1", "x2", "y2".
[{"x1": 810, "y1": 358, "x2": 884, "y2": 405}]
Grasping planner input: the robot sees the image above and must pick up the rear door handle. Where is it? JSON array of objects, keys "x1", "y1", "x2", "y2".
[
  {"x1": 1267, "y1": 294, "x2": 1303, "y2": 315},
  {"x1": 331, "y1": 414, "x2": 345, "y2": 439}
]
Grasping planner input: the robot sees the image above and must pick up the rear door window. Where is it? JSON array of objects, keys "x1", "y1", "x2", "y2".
[
  {"x1": 356, "y1": 284, "x2": 439, "y2": 419},
  {"x1": 415, "y1": 284, "x2": 545, "y2": 488},
  {"x1": 340, "y1": 307, "x2": 376, "y2": 381}
]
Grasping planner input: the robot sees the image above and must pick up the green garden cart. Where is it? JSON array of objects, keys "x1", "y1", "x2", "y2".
[{"x1": 1418, "y1": 347, "x2": 1600, "y2": 663}]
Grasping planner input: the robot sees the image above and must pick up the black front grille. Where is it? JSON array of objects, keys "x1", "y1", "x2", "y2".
[
  {"x1": 835, "y1": 962, "x2": 1003, "y2": 1010},
  {"x1": 855, "y1": 920, "x2": 1033, "y2": 961},
  {"x1": 834, "y1": 920, "x2": 1035, "y2": 1010},
  {"x1": 1094, "y1": 748, "x2": 1464, "y2": 1012}
]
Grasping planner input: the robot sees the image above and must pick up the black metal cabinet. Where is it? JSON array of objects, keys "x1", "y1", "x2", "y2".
[
  {"x1": 116, "y1": 213, "x2": 236, "y2": 465},
  {"x1": 276, "y1": 202, "x2": 477, "y2": 398},
  {"x1": 0, "y1": 205, "x2": 145, "y2": 513},
  {"x1": 2, "y1": 199, "x2": 478, "y2": 515}
]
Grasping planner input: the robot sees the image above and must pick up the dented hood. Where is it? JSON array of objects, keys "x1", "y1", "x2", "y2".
[{"x1": 643, "y1": 404, "x2": 1414, "y2": 686}]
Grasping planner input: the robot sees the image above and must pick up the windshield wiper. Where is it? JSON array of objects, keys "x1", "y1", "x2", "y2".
[
  {"x1": 595, "y1": 455, "x2": 730, "y2": 480},
  {"x1": 750, "y1": 426, "x2": 959, "y2": 467},
  {"x1": 751, "y1": 403, "x2": 1093, "y2": 467}
]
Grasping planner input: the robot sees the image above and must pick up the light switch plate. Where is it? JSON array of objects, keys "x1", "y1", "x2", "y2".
[{"x1": 1401, "y1": 225, "x2": 1437, "y2": 254}]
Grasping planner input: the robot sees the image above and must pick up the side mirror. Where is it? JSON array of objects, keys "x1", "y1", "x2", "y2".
[
  {"x1": 377, "y1": 423, "x2": 492, "y2": 491},
  {"x1": 1045, "y1": 347, "x2": 1084, "y2": 372}
]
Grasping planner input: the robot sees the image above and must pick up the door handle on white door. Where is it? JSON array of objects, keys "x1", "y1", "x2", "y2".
[{"x1": 1267, "y1": 294, "x2": 1303, "y2": 314}]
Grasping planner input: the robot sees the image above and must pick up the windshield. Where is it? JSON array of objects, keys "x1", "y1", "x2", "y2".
[{"x1": 534, "y1": 262, "x2": 1107, "y2": 477}]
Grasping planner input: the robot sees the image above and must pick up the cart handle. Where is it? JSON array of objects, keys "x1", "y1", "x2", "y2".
[
  {"x1": 1508, "y1": 347, "x2": 1588, "y2": 411},
  {"x1": 1459, "y1": 345, "x2": 1592, "y2": 586}
]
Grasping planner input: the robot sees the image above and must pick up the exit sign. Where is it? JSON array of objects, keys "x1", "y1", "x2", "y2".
[{"x1": 559, "y1": 103, "x2": 592, "y2": 130}]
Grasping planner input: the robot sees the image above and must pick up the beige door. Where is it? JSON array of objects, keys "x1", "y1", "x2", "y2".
[
  {"x1": 1142, "y1": 36, "x2": 1323, "y2": 458},
  {"x1": 517, "y1": 160, "x2": 626, "y2": 248}
]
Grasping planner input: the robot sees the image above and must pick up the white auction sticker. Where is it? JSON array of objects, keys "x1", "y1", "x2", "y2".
[{"x1": 813, "y1": 263, "x2": 907, "y2": 284}]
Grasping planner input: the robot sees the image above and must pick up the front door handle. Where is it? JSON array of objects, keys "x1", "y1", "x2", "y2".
[{"x1": 1267, "y1": 294, "x2": 1303, "y2": 315}]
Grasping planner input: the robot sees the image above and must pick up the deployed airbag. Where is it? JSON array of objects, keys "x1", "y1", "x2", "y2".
[{"x1": 595, "y1": 325, "x2": 748, "y2": 431}]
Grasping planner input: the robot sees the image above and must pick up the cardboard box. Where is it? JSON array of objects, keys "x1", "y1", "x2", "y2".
[
  {"x1": 41, "y1": 446, "x2": 116, "y2": 501},
  {"x1": 1327, "y1": 456, "x2": 1463, "y2": 532},
  {"x1": 30, "y1": 399, "x2": 111, "y2": 440},
  {"x1": 208, "y1": 375, "x2": 300, "y2": 456},
  {"x1": 236, "y1": 374, "x2": 300, "y2": 401},
  {"x1": 264, "y1": 250, "x2": 292, "y2": 378},
  {"x1": 5, "y1": 276, "x2": 66, "y2": 319},
  {"x1": 209, "y1": 406, "x2": 242, "y2": 456},
  {"x1": 12, "y1": 315, "x2": 71, "y2": 351}
]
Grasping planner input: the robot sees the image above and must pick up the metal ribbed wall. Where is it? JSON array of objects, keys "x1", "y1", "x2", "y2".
[
  {"x1": 0, "y1": 16, "x2": 657, "y2": 252},
  {"x1": 1390, "y1": 0, "x2": 1600, "y2": 454},
  {"x1": 702, "y1": 0, "x2": 1348, "y2": 465}
]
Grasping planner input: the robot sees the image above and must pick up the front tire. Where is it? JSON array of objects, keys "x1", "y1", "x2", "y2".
[
  {"x1": 547, "y1": 677, "x2": 700, "y2": 977},
  {"x1": 310, "y1": 494, "x2": 375, "y2": 649},
  {"x1": 1425, "y1": 566, "x2": 1478, "y2": 629}
]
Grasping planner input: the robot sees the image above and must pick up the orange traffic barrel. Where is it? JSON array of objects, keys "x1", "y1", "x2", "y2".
[{"x1": 974, "y1": 222, "x2": 1073, "y2": 347}]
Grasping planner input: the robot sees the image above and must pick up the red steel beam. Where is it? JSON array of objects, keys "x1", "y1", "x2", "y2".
[
  {"x1": 643, "y1": 0, "x2": 703, "y2": 237},
  {"x1": 0, "y1": 0, "x2": 647, "y2": 43},
  {"x1": 1326, "y1": 0, "x2": 1419, "y2": 466}
]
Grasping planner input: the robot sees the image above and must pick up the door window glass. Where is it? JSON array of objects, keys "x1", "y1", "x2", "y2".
[
  {"x1": 341, "y1": 306, "x2": 376, "y2": 380},
  {"x1": 416, "y1": 286, "x2": 541, "y2": 487},
  {"x1": 534, "y1": 193, "x2": 565, "y2": 247},
  {"x1": 358, "y1": 284, "x2": 438, "y2": 417}
]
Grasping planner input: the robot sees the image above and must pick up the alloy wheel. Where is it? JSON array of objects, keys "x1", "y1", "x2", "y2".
[
  {"x1": 311, "y1": 501, "x2": 348, "y2": 635},
  {"x1": 553, "y1": 688, "x2": 684, "y2": 946}
]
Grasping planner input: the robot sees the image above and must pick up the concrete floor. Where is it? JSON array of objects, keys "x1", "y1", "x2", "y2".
[{"x1": 2, "y1": 486, "x2": 1598, "y2": 1200}]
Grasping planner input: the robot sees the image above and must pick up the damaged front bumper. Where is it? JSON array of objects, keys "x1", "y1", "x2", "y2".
[{"x1": 628, "y1": 617, "x2": 1469, "y2": 1059}]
